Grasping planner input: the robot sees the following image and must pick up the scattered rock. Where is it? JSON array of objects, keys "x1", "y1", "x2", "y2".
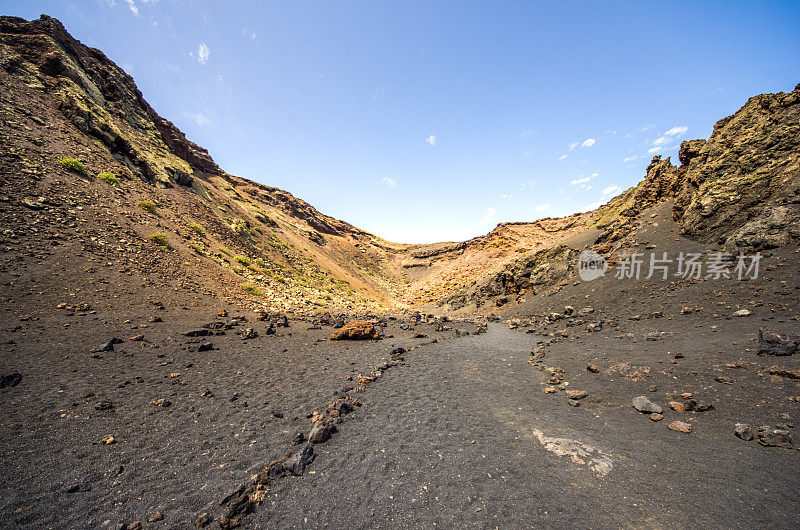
[
  {"x1": 669, "y1": 401, "x2": 686, "y2": 412},
  {"x1": 758, "y1": 327, "x2": 799, "y2": 356},
  {"x1": 565, "y1": 390, "x2": 588, "y2": 400},
  {"x1": 632, "y1": 396, "x2": 663, "y2": 414},
  {"x1": 329, "y1": 320, "x2": 380, "y2": 341},
  {"x1": 586, "y1": 363, "x2": 599, "y2": 373},
  {"x1": 129, "y1": 334, "x2": 144, "y2": 341},
  {"x1": 586, "y1": 322, "x2": 603, "y2": 332},
  {"x1": 650, "y1": 413, "x2": 664, "y2": 421},
  {"x1": 756, "y1": 426, "x2": 793, "y2": 448},
  {"x1": 767, "y1": 366, "x2": 800, "y2": 380},
  {"x1": 197, "y1": 342, "x2": 213, "y2": 352},
  {"x1": 94, "y1": 399, "x2": 114, "y2": 411},
  {"x1": 93, "y1": 337, "x2": 123, "y2": 352},
  {"x1": 308, "y1": 419, "x2": 336, "y2": 444},
  {"x1": 195, "y1": 512, "x2": 212, "y2": 527},
  {"x1": 100, "y1": 435, "x2": 116, "y2": 444},
  {"x1": 544, "y1": 387, "x2": 557, "y2": 394},
  {"x1": 734, "y1": 423, "x2": 754, "y2": 441},
  {"x1": 242, "y1": 327, "x2": 258, "y2": 340},
  {"x1": 148, "y1": 513, "x2": 164, "y2": 523},
  {"x1": 733, "y1": 309, "x2": 752, "y2": 317},
  {"x1": 0, "y1": 372, "x2": 22, "y2": 388},
  {"x1": 150, "y1": 398, "x2": 171, "y2": 407},
  {"x1": 668, "y1": 420, "x2": 692, "y2": 433},
  {"x1": 284, "y1": 445, "x2": 315, "y2": 476}
]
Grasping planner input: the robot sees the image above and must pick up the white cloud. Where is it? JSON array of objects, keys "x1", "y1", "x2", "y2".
[
  {"x1": 647, "y1": 146, "x2": 662, "y2": 154},
  {"x1": 664, "y1": 125, "x2": 688, "y2": 136},
  {"x1": 425, "y1": 135, "x2": 436, "y2": 147},
  {"x1": 570, "y1": 176, "x2": 591, "y2": 186},
  {"x1": 480, "y1": 207, "x2": 496, "y2": 225},
  {"x1": 381, "y1": 176, "x2": 397, "y2": 189},
  {"x1": 501, "y1": 194, "x2": 513, "y2": 200},
  {"x1": 602, "y1": 185, "x2": 621, "y2": 198},
  {"x1": 197, "y1": 43, "x2": 210, "y2": 65},
  {"x1": 623, "y1": 155, "x2": 637, "y2": 163},
  {"x1": 520, "y1": 180, "x2": 536, "y2": 191},
  {"x1": 520, "y1": 129, "x2": 534, "y2": 137},
  {"x1": 581, "y1": 138, "x2": 596, "y2": 148},
  {"x1": 242, "y1": 29, "x2": 257, "y2": 40},
  {"x1": 569, "y1": 142, "x2": 579, "y2": 151},
  {"x1": 184, "y1": 112, "x2": 210, "y2": 128},
  {"x1": 124, "y1": 0, "x2": 139, "y2": 15},
  {"x1": 652, "y1": 136, "x2": 669, "y2": 146},
  {"x1": 558, "y1": 154, "x2": 568, "y2": 160},
  {"x1": 534, "y1": 203, "x2": 550, "y2": 212}
]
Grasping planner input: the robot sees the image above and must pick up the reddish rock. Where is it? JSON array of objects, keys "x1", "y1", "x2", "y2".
[
  {"x1": 668, "y1": 421, "x2": 692, "y2": 433},
  {"x1": 329, "y1": 320, "x2": 380, "y2": 341},
  {"x1": 669, "y1": 401, "x2": 686, "y2": 412}
]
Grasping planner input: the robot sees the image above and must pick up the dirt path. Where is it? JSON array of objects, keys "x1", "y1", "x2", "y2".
[{"x1": 256, "y1": 324, "x2": 800, "y2": 529}]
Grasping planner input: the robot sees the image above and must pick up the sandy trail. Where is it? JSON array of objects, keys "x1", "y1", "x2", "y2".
[{"x1": 256, "y1": 323, "x2": 800, "y2": 529}]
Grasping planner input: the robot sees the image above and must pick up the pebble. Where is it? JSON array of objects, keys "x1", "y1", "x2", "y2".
[{"x1": 668, "y1": 421, "x2": 692, "y2": 433}]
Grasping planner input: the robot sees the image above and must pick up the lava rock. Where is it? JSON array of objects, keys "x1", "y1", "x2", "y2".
[
  {"x1": 0, "y1": 372, "x2": 22, "y2": 388},
  {"x1": 757, "y1": 426, "x2": 793, "y2": 448},
  {"x1": 758, "y1": 327, "x2": 799, "y2": 356},
  {"x1": 284, "y1": 445, "x2": 315, "y2": 476},
  {"x1": 632, "y1": 396, "x2": 663, "y2": 414},
  {"x1": 734, "y1": 423, "x2": 754, "y2": 441}
]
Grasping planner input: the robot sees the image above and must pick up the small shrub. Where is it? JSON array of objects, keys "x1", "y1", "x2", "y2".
[
  {"x1": 241, "y1": 283, "x2": 264, "y2": 297},
  {"x1": 138, "y1": 200, "x2": 157, "y2": 214},
  {"x1": 231, "y1": 218, "x2": 249, "y2": 236},
  {"x1": 147, "y1": 233, "x2": 169, "y2": 247},
  {"x1": 188, "y1": 222, "x2": 205, "y2": 236},
  {"x1": 59, "y1": 157, "x2": 88, "y2": 177},
  {"x1": 97, "y1": 171, "x2": 119, "y2": 186},
  {"x1": 218, "y1": 245, "x2": 231, "y2": 255},
  {"x1": 189, "y1": 243, "x2": 205, "y2": 255},
  {"x1": 253, "y1": 258, "x2": 266, "y2": 268},
  {"x1": 234, "y1": 255, "x2": 250, "y2": 267},
  {"x1": 274, "y1": 275, "x2": 286, "y2": 284}
]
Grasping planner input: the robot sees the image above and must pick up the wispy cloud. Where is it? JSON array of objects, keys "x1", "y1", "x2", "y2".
[
  {"x1": 124, "y1": 0, "x2": 139, "y2": 15},
  {"x1": 558, "y1": 154, "x2": 568, "y2": 160},
  {"x1": 581, "y1": 138, "x2": 596, "y2": 148},
  {"x1": 647, "y1": 146, "x2": 662, "y2": 154},
  {"x1": 501, "y1": 194, "x2": 513, "y2": 200},
  {"x1": 652, "y1": 136, "x2": 669, "y2": 146},
  {"x1": 602, "y1": 185, "x2": 621, "y2": 198},
  {"x1": 623, "y1": 155, "x2": 637, "y2": 163},
  {"x1": 534, "y1": 203, "x2": 550, "y2": 212},
  {"x1": 184, "y1": 111, "x2": 210, "y2": 128},
  {"x1": 425, "y1": 135, "x2": 436, "y2": 147},
  {"x1": 197, "y1": 43, "x2": 210, "y2": 65},
  {"x1": 242, "y1": 29, "x2": 257, "y2": 41},
  {"x1": 664, "y1": 125, "x2": 688, "y2": 136},
  {"x1": 480, "y1": 207, "x2": 496, "y2": 225},
  {"x1": 520, "y1": 129, "x2": 534, "y2": 138},
  {"x1": 570, "y1": 176, "x2": 591, "y2": 186},
  {"x1": 569, "y1": 142, "x2": 579, "y2": 151},
  {"x1": 381, "y1": 176, "x2": 397, "y2": 189}
]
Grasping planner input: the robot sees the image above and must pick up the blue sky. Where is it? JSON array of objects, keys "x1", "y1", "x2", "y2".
[{"x1": 4, "y1": 1, "x2": 800, "y2": 242}]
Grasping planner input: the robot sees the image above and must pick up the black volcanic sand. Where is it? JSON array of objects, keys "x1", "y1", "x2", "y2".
[{"x1": 1, "y1": 235, "x2": 799, "y2": 528}]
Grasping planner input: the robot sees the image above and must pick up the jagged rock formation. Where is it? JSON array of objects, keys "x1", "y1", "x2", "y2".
[{"x1": 441, "y1": 84, "x2": 800, "y2": 312}]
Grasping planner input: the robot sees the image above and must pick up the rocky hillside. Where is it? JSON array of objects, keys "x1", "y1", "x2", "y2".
[
  {"x1": 441, "y1": 83, "x2": 800, "y2": 312},
  {"x1": 0, "y1": 15, "x2": 411, "y2": 315},
  {"x1": 1, "y1": 15, "x2": 797, "y2": 317}
]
